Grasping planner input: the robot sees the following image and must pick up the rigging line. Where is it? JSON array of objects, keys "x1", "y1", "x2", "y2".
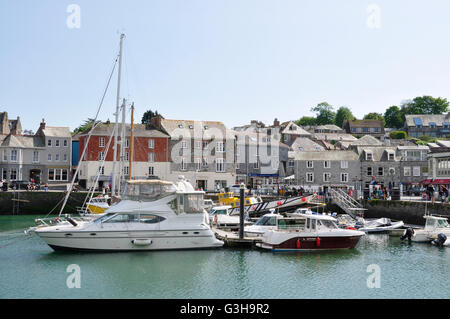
[
  {"x1": 58, "y1": 54, "x2": 119, "y2": 217},
  {"x1": 82, "y1": 128, "x2": 116, "y2": 209}
]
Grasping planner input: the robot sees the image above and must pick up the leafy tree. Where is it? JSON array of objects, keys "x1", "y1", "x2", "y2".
[
  {"x1": 294, "y1": 116, "x2": 317, "y2": 126},
  {"x1": 389, "y1": 130, "x2": 407, "y2": 139},
  {"x1": 363, "y1": 112, "x2": 385, "y2": 126},
  {"x1": 73, "y1": 118, "x2": 101, "y2": 134},
  {"x1": 399, "y1": 96, "x2": 449, "y2": 119},
  {"x1": 335, "y1": 106, "x2": 355, "y2": 128},
  {"x1": 141, "y1": 109, "x2": 163, "y2": 125},
  {"x1": 311, "y1": 102, "x2": 336, "y2": 125},
  {"x1": 384, "y1": 105, "x2": 403, "y2": 129}
]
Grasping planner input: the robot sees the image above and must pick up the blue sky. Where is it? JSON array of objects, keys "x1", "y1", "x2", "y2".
[{"x1": 1, "y1": 0, "x2": 450, "y2": 132}]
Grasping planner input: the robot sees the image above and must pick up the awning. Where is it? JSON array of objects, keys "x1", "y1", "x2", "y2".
[
  {"x1": 283, "y1": 175, "x2": 295, "y2": 180},
  {"x1": 420, "y1": 179, "x2": 432, "y2": 185},
  {"x1": 432, "y1": 179, "x2": 450, "y2": 185}
]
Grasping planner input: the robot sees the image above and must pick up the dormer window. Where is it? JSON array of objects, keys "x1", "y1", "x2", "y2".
[
  {"x1": 178, "y1": 124, "x2": 183, "y2": 128},
  {"x1": 189, "y1": 125, "x2": 193, "y2": 129},
  {"x1": 204, "y1": 125, "x2": 208, "y2": 130},
  {"x1": 388, "y1": 152, "x2": 395, "y2": 161},
  {"x1": 366, "y1": 151, "x2": 373, "y2": 161},
  {"x1": 429, "y1": 122, "x2": 436, "y2": 128}
]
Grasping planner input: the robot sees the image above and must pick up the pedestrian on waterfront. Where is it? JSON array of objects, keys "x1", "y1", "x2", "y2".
[
  {"x1": 44, "y1": 183, "x2": 49, "y2": 192},
  {"x1": 0, "y1": 179, "x2": 3, "y2": 191}
]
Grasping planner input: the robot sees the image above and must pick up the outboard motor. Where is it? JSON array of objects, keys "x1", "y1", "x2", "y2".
[
  {"x1": 432, "y1": 233, "x2": 447, "y2": 247},
  {"x1": 400, "y1": 227, "x2": 414, "y2": 241}
]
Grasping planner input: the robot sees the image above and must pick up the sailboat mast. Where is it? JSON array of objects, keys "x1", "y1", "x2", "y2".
[
  {"x1": 119, "y1": 98, "x2": 126, "y2": 195},
  {"x1": 129, "y1": 103, "x2": 134, "y2": 181},
  {"x1": 111, "y1": 33, "x2": 125, "y2": 197}
]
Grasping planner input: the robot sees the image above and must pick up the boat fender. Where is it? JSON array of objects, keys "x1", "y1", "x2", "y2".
[
  {"x1": 346, "y1": 226, "x2": 356, "y2": 230},
  {"x1": 432, "y1": 233, "x2": 447, "y2": 247},
  {"x1": 66, "y1": 217, "x2": 78, "y2": 227},
  {"x1": 400, "y1": 227, "x2": 414, "y2": 241},
  {"x1": 131, "y1": 239, "x2": 152, "y2": 246},
  {"x1": 316, "y1": 237, "x2": 321, "y2": 247},
  {"x1": 296, "y1": 239, "x2": 301, "y2": 249}
]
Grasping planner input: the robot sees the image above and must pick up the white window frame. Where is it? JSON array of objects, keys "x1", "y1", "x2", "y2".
[
  {"x1": 306, "y1": 172, "x2": 314, "y2": 183},
  {"x1": 323, "y1": 173, "x2": 331, "y2": 183},
  {"x1": 288, "y1": 160, "x2": 295, "y2": 167},
  {"x1": 55, "y1": 140, "x2": 60, "y2": 147},
  {"x1": 148, "y1": 139, "x2": 154, "y2": 149},
  {"x1": 149, "y1": 166, "x2": 154, "y2": 176},
  {"x1": 216, "y1": 158, "x2": 225, "y2": 172},
  {"x1": 181, "y1": 158, "x2": 187, "y2": 171},
  {"x1": 48, "y1": 154, "x2": 52, "y2": 162},
  {"x1": 63, "y1": 139, "x2": 68, "y2": 147},
  {"x1": 404, "y1": 167, "x2": 411, "y2": 177},
  {"x1": 195, "y1": 158, "x2": 201, "y2": 170},
  {"x1": 148, "y1": 152, "x2": 154, "y2": 163},
  {"x1": 33, "y1": 151, "x2": 39, "y2": 163},
  {"x1": 378, "y1": 166, "x2": 384, "y2": 176},
  {"x1": 367, "y1": 166, "x2": 372, "y2": 176},
  {"x1": 306, "y1": 161, "x2": 313, "y2": 168},
  {"x1": 55, "y1": 154, "x2": 60, "y2": 162},
  {"x1": 341, "y1": 160, "x2": 348, "y2": 169},
  {"x1": 10, "y1": 150, "x2": 17, "y2": 162},
  {"x1": 341, "y1": 173, "x2": 348, "y2": 183},
  {"x1": 99, "y1": 137, "x2": 105, "y2": 147},
  {"x1": 99, "y1": 152, "x2": 105, "y2": 161},
  {"x1": 216, "y1": 141, "x2": 225, "y2": 153},
  {"x1": 324, "y1": 160, "x2": 330, "y2": 169},
  {"x1": 47, "y1": 139, "x2": 52, "y2": 147},
  {"x1": 366, "y1": 152, "x2": 373, "y2": 161},
  {"x1": 413, "y1": 166, "x2": 421, "y2": 177}
]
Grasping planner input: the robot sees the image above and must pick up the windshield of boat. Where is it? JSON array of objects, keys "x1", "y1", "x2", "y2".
[
  {"x1": 317, "y1": 219, "x2": 338, "y2": 230},
  {"x1": 210, "y1": 208, "x2": 228, "y2": 215},
  {"x1": 122, "y1": 182, "x2": 177, "y2": 202},
  {"x1": 437, "y1": 219, "x2": 449, "y2": 228},
  {"x1": 255, "y1": 216, "x2": 277, "y2": 226}
]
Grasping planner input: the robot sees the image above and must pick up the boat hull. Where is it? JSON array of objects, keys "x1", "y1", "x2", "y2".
[
  {"x1": 35, "y1": 229, "x2": 224, "y2": 251},
  {"x1": 258, "y1": 235, "x2": 362, "y2": 251}
]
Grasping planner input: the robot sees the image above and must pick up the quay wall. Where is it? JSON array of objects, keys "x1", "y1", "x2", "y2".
[
  {"x1": 0, "y1": 191, "x2": 97, "y2": 215},
  {"x1": 328, "y1": 200, "x2": 450, "y2": 226}
]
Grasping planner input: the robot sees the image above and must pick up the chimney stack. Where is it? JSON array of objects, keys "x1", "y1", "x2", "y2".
[
  {"x1": 151, "y1": 115, "x2": 162, "y2": 129},
  {"x1": 273, "y1": 118, "x2": 280, "y2": 127},
  {"x1": 40, "y1": 118, "x2": 46, "y2": 130}
]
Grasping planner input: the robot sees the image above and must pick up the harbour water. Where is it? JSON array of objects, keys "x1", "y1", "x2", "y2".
[{"x1": 0, "y1": 215, "x2": 449, "y2": 299}]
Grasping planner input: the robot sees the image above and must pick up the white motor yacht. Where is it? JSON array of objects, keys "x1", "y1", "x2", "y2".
[
  {"x1": 33, "y1": 178, "x2": 224, "y2": 251},
  {"x1": 244, "y1": 212, "x2": 281, "y2": 237},
  {"x1": 401, "y1": 215, "x2": 450, "y2": 245}
]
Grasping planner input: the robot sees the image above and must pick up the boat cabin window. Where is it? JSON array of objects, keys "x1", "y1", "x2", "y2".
[
  {"x1": 255, "y1": 216, "x2": 277, "y2": 226},
  {"x1": 93, "y1": 213, "x2": 115, "y2": 223},
  {"x1": 317, "y1": 219, "x2": 338, "y2": 230},
  {"x1": 138, "y1": 214, "x2": 165, "y2": 224},
  {"x1": 122, "y1": 182, "x2": 177, "y2": 202},
  {"x1": 437, "y1": 219, "x2": 449, "y2": 228},
  {"x1": 306, "y1": 218, "x2": 316, "y2": 230},
  {"x1": 278, "y1": 218, "x2": 306, "y2": 230},
  {"x1": 103, "y1": 213, "x2": 138, "y2": 223},
  {"x1": 183, "y1": 194, "x2": 204, "y2": 213}
]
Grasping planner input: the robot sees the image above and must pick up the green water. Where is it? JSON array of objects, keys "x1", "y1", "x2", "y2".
[{"x1": 0, "y1": 215, "x2": 448, "y2": 299}]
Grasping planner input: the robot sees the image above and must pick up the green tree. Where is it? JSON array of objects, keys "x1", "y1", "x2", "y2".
[
  {"x1": 294, "y1": 116, "x2": 317, "y2": 126},
  {"x1": 399, "y1": 96, "x2": 449, "y2": 118},
  {"x1": 363, "y1": 112, "x2": 385, "y2": 126},
  {"x1": 335, "y1": 106, "x2": 355, "y2": 128},
  {"x1": 141, "y1": 109, "x2": 163, "y2": 125},
  {"x1": 311, "y1": 102, "x2": 336, "y2": 125},
  {"x1": 389, "y1": 130, "x2": 407, "y2": 139},
  {"x1": 72, "y1": 118, "x2": 101, "y2": 134},
  {"x1": 384, "y1": 105, "x2": 403, "y2": 129}
]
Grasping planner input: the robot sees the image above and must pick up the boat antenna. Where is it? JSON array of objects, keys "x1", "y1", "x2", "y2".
[{"x1": 129, "y1": 102, "x2": 134, "y2": 180}]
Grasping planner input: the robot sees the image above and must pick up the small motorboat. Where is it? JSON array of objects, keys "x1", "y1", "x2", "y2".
[
  {"x1": 355, "y1": 217, "x2": 404, "y2": 233},
  {"x1": 209, "y1": 205, "x2": 252, "y2": 231},
  {"x1": 401, "y1": 215, "x2": 450, "y2": 246},
  {"x1": 244, "y1": 211, "x2": 281, "y2": 237},
  {"x1": 86, "y1": 195, "x2": 110, "y2": 214},
  {"x1": 256, "y1": 212, "x2": 365, "y2": 252}
]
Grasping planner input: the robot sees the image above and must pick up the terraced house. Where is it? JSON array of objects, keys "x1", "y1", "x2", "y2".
[
  {"x1": 151, "y1": 117, "x2": 236, "y2": 191},
  {"x1": 77, "y1": 121, "x2": 170, "y2": 190},
  {"x1": 405, "y1": 113, "x2": 450, "y2": 138},
  {"x1": 0, "y1": 113, "x2": 71, "y2": 186}
]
